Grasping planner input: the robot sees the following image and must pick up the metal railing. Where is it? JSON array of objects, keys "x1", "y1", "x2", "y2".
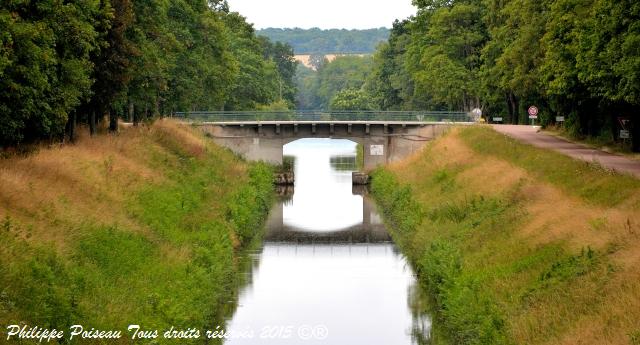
[{"x1": 174, "y1": 110, "x2": 472, "y2": 123}]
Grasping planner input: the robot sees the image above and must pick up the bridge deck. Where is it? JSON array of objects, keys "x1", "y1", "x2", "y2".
[
  {"x1": 174, "y1": 110, "x2": 474, "y2": 124},
  {"x1": 196, "y1": 121, "x2": 475, "y2": 126}
]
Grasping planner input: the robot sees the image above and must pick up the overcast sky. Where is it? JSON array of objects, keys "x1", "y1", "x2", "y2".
[{"x1": 226, "y1": 0, "x2": 417, "y2": 29}]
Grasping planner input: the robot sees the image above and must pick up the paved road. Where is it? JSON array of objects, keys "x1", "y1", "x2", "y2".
[{"x1": 492, "y1": 125, "x2": 640, "y2": 178}]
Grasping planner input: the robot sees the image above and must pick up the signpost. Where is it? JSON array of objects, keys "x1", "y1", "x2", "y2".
[
  {"x1": 528, "y1": 106, "x2": 539, "y2": 125},
  {"x1": 618, "y1": 117, "x2": 631, "y2": 141},
  {"x1": 493, "y1": 117, "x2": 503, "y2": 123},
  {"x1": 556, "y1": 116, "x2": 565, "y2": 123}
]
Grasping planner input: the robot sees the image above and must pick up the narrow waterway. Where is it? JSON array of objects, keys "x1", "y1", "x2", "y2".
[{"x1": 225, "y1": 139, "x2": 431, "y2": 344}]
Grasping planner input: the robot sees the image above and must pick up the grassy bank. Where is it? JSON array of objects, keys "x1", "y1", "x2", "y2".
[
  {"x1": 371, "y1": 126, "x2": 640, "y2": 345},
  {"x1": 0, "y1": 120, "x2": 273, "y2": 343}
]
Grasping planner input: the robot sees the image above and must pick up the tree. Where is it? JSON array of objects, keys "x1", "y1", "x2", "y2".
[
  {"x1": 0, "y1": 0, "x2": 101, "y2": 144},
  {"x1": 295, "y1": 55, "x2": 374, "y2": 110},
  {"x1": 330, "y1": 88, "x2": 374, "y2": 111},
  {"x1": 89, "y1": 0, "x2": 135, "y2": 133},
  {"x1": 366, "y1": 20, "x2": 415, "y2": 110}
]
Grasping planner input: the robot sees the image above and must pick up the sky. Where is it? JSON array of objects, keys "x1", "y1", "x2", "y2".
[{"x1": 226, "y1": 0, "x2": 417, "y2": 30}]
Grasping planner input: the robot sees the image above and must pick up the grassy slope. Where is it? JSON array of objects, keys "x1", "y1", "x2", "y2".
[
  {"x1": 0, "y1": 120, "x2": 273, "y2": 342},
  {"x1": 371, "y1": 126, "x2": 640, "y2": 345}
]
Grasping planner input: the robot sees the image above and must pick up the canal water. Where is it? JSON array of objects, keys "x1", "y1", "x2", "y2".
[{"x1": 224, "y1": 139, "x2": 431, "y2": 344}]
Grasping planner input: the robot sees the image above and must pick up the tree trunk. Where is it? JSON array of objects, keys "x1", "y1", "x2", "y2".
[
  {"x1": 66, "y1": 112, "x2": 76, "y2": 143},
  {"x1": 89, "y1": 110, "x2": 97, "y2": 136},
  {"x1": 505, "y1": 93, "x2": 513, "y2": 123},
  {"x1": 154, "y1": 98, "x2": 160, "y2": 118},
  {"x1": 109, "y1": 109, "x2": 118, "y2": 132},
  {"x1": 128, "y1": 102, "x2": 134, "y2": 123},
  {"x1": 507, "y1": 92, "x2": 519, "y2": 125}
]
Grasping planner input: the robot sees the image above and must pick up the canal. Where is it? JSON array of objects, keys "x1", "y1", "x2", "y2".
[{"x1": 224, "y1": 139, "x2": 431, "y2": 344}]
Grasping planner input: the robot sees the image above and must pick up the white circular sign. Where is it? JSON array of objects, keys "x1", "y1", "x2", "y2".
[
  {"x1": 472, "y1": 108, "x2": 482, "y2": 117},
  {"x1": 528, "y1": 106, "x2": 539, "y2": 117}
]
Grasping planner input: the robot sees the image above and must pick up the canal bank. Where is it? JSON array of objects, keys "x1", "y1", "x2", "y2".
[
  {"x1": 0, "y1": 120, "x2": 274, "y2": 342},
  {"x1": 370, "y1": 126, "x2": 640, "y2": 345},
  {"x1": 224, "y1": 138, "x2": 432, "y2": 345}
]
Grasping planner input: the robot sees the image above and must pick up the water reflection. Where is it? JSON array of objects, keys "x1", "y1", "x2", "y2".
[
  {"x1": 283, "y1": 139, "x2": 362, "y2": 232},
  {"x1": 225, "y1": 138, "x2": 431, "y2": 345}
]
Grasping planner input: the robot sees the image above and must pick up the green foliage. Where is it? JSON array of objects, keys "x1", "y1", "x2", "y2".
[
  {"x1": 536, "y1": 247, "x2": 598, "y2": 288},
  {"x1": 257, "y1": 27, "x2": 390, "y2": 54},
  {"x1": 368, "y1": 0, "x2": 640, "y2": 150},
  {"x1": 370, "y1": 169, "x2": 509, "y2": 345},
  {"x1": 281, "y1": 155, "x2": 296, "y2": 172},
  {"x1": 329, "y1": 88, "x2": 374, "y2": 111},
  {"x1": 0, "y1": 0, "x2": 294, "y2": 145},
  {"x1": 226, "y1": 162, "x2": 274, "y2": 241},
  {"x1": 0, "y1": 0, "x2": 102, "y2": 144},
  {"x1": 370, "y1": 169, "x2": 424, "y2": 234},
  {"x1": 356, "y1": 144, "x2": 364, "y2": 170},
  {"x1": 631, "y1": 330, "x2": 640, "y2": 345},
  {"x1": 296, "y1": 55, "x2": 373, "y2": 110},
  {"x1": 365, "y1": 20, "x2": 416, "y2": 110},
  {"x1": 76, "y1": 226, "x2": 154, "y2": 276}
]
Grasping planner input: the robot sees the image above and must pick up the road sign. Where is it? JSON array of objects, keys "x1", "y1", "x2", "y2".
[
  {"x1": 528, "y1": 106, "x2": 539, "y2": 119},
  {"x1": 556, "y1": 116, "x2": 565, "y2": 122},
  {"x1": 493, "y1": 117, "x2": 503, "y2": 122},
  {"x1": 620, "y1": 130, "x2": 630, "y2": 139},
  {"x1": 618, "y1": 117, "x2": 630, "y2": 130}
]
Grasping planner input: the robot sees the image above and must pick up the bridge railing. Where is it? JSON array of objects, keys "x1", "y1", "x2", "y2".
[{"x1": 173, "y1": 110, "x2": 472, "y2": 123}]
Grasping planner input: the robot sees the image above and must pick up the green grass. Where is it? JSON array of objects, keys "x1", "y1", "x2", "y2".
[
  {"x1": 0, "y1": 131, "x2": 274, "y2": 343},
  {"x1": 356, "y1": 143, "x2": 364, "y2": 170},
  {"x1": 369, "y1": 126, "x2": 628, "y2": 344}
]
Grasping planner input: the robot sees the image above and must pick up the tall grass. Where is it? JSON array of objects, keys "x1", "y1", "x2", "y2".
[
  {"x1": 459, "y1": 126, "x2": 640, "y2": 206},
  {"x1": 0, "y1": 121, "x2": 274, "y2": 343},
  {"x1": 370, "y1": 126, "x2": 639, "y2": 345}
]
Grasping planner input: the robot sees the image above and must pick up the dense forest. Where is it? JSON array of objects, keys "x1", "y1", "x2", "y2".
[
  {"x1": 0, "y1": 0, "x2": 296, "y2": 146},
  {"x1": 257, "y1": 28, "x2": 390, "y2": 54},
  {"x1": 365, "y1": 0, "x2": 640, "y2": 151},
  {"x1": 3, "y1": 0, "x2": 639, "y2": 151},
  {"x1": 295, "y1": 56, "x2": 373, "y2": 110}
]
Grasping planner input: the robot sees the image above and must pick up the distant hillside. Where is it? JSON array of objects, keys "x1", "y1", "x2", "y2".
[{"x1": 257, "y1": 28, "x2": 390, "y2": 54}]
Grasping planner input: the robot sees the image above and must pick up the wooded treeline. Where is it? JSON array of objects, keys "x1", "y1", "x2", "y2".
[
  {"x1": 258, "y1": 28, "x2": 390, "y2": 54},
  {"x1": 366, "y1": 0, "x2": 640, "y2": 150},
  {"x1": 0, "y1": 0, "x2": 296, "y2": 146},
  {"x1": 295, "y1": 56, "x2": 373, "y2": 110}
]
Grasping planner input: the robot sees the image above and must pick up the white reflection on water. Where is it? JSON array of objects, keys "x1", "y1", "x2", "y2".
[
  {"x1": 224, "y1": 138, "x2": 431, "y2": 345},
  {"x1": 283, "y1": 139, "x2": 362, "y2": 232},
  {"x1": 226, "y1": 245, "x2": 418, "y2": 345}
]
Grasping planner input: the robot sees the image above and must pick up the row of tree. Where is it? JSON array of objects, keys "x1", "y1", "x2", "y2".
[
  {"x1": 366, "y1": 0, "x2": 640, "y2": 150},
  {"x1": 295, "y1": 55, "x2": 373, "y2": 110},
  {"x1": 258, "y1": 28, "x2": 390, "y2": 54},
  {"x1": 0, "y1": 0, "x2": 297, "y2": 146}
]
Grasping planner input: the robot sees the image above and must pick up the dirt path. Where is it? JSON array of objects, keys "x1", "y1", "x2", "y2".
[{"x1": 492, "y1": 125, "x2": 640, "y2": 178}]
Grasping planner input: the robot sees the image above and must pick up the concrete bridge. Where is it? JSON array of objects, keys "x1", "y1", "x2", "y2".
[{"x1": 178, "y1": 111, "x2": 473, "y2": 170}]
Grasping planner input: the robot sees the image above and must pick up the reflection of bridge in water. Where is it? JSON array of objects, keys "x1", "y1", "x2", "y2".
[{"x1": 264, "y1": 195, "x2": 392, "y2": 244}]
